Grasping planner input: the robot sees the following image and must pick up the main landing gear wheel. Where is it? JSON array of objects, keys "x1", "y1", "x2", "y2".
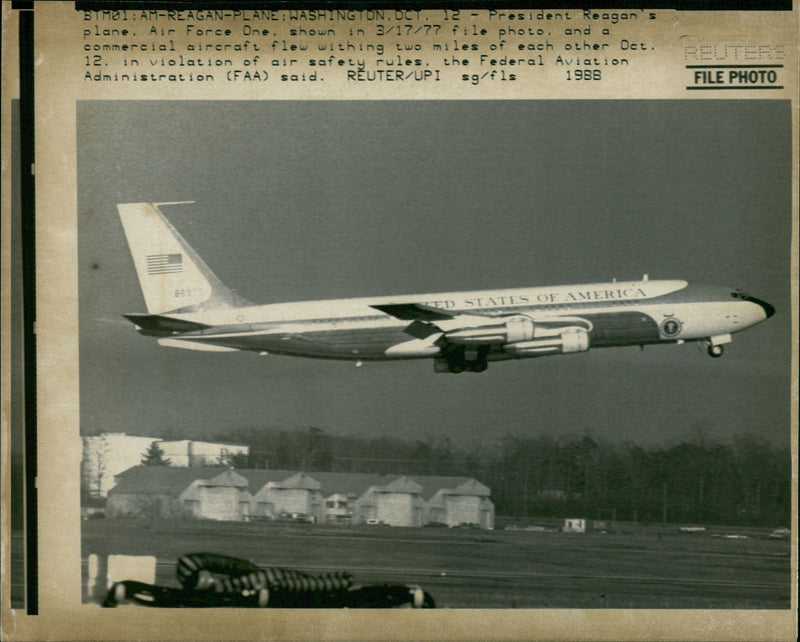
[
  {"x1": 445, "y1": 347, "x2": 466, "y2": 374},
  {"x1": 707, "y1": 344, "x2": 724, "y2": 358},
  {"x1": 466, "y1": 347, "x2": 489, "y2": 372},
  {"x1": 444, "y1": 347, "x2": 489, "y2": 373}
]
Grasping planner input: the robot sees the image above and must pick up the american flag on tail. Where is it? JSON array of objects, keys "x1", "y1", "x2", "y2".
[{"x1": 146, "y1": 253, "x2": 183, "y2": 275}]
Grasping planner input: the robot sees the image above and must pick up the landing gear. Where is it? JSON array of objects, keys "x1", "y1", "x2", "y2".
[
  {"x1": 436, "y1": 346, "x2": 489, "y2": 373},
  {"x1": 445, "y1": 347, "x2": 466, "y2": 374},
  {"x1": 466, "y1": 346, "x2": 489, "y2": 372},
  {"x1": 700, "y1": 335, "x2": 731, "y2": 359},
  {"x1": 450, "y1": 361, "x2": 466, "y2": 374}
]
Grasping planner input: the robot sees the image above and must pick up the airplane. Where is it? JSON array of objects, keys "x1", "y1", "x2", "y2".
[{"x1": 117, "y1": 202, "x2": 775, "y2": 374}]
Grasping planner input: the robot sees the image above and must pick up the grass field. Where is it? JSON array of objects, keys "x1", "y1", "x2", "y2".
[{"x1": 82, "y1": 519, "x2": 792, "y2": 609}]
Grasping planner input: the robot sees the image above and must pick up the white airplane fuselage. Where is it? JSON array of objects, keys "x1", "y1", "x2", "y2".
[{"x1": 118, "y1": 203, "x2": 774, "y2": 374}]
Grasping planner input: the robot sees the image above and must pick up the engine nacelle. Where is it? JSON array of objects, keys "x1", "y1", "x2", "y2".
[
  {"x1": 561, "y1": 328, "x2": 590, "y2": 353},
  {"x1": 445, "y1": 316, "x2": 535, "y2": 346},
  {"x1": 503, "y1": 328, "x2": 590, "y2": 356}
]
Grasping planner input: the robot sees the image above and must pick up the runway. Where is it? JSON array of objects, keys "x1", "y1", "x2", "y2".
[{"x1": 81, "y1": 519, "x2": 792, "y2": 608}]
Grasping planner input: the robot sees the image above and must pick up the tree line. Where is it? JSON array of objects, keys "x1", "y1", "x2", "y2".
[{"x1": 206, "y1": 426, "x2": 790, "y2": 528}]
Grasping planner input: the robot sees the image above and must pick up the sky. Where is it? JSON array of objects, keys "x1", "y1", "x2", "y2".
[{"x1": 77, "y1": 100, "x2": 792, "y2": 448}]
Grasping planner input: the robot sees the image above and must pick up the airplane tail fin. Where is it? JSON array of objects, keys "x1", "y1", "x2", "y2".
[{"x1": 117, "y1": 202, "x2": 249, "y2": 314}]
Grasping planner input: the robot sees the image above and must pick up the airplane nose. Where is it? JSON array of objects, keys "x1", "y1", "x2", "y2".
[{"x1": 747, "y1": 296, "x2": 775, "y2": 319}]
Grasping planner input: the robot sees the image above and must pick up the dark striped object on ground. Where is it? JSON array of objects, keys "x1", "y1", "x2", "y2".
[
  {"x1": 177, "y1": 552, "x2": 353, "y2": 593},
  {"x1": 102, "y1": 552, "x2": 434, "y2": 608}
]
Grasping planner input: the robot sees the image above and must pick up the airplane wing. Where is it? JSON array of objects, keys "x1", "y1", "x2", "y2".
[
  {"x1": 370, "y1": 303, "x2": 503, "y2": 333},
  {"x1": 372, "y1": 303, "x2": 594, "y2": 343},
  {"x1": 369, "y1": 303, "x2": 455, "y2": 322},
  {"x1": 374, "y1": 302, "x2": 596, "y2": 368}
]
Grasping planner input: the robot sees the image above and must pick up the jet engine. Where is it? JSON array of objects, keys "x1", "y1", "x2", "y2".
[
  {"x1": 445, "y1": 316, "x2": 535, "y2": 346},
  {"x1": 503, "y1": 328, "x2": 590, "y2": 356}
]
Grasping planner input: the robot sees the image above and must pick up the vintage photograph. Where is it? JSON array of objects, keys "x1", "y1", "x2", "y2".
[{"x1": 77, "y1": 100, "x2": 791, "y2": 609}]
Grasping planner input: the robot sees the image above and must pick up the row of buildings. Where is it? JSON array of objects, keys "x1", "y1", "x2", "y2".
[{"x1": 106, "y1": 467, "x2": 495, "y2": 529}]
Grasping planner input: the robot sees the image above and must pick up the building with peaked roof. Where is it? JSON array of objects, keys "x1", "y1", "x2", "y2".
[
  {"x1": 106, "y1": 466, "x2": 207, "y2": 519},
  {"x1": 182, "y1": 469, "x2": 253, "y2": 521},
  {"x1": 250, "y1": 471, "x2": 324, "y2": 522},
  {"x1": 312, "y1": 472, "x2": 392, "y2": 525},
  {"x1": 424, "y1": 478, "x2": 493, "y2": 528},
  {"x1": 107, "y1": 467, "x2": 254, "y2": 521},
  {"x1": 356, "y1": 476, "x2": 426, "y2": 527},
  {"x1": 105, "y1": 467, "x2": 494, "y2": 528}
]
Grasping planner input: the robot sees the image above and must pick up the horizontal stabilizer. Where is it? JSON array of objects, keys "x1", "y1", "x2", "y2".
[
  {"x1": 123, "y1": 313, "x2": 210, "y2": 333},
  {"x1": 371, "y1": 303, "x2": 455, "y2": 322},
  {"x1": 157, "y1": 338, "x2": 239, "y2": 352}
]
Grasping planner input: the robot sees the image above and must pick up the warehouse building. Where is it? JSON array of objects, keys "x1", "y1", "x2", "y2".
[
  {"x1": 81, "y1": 433, "x2": 249, "y2": 497},
  {"x1": 82, "y1": 433, "x2": 163, "y2": 498},
  {"x1": 158, "y1": 439, "x2": 249, "y2": 467},
  {"x1": 105, "y1": 467, "x2": 495, "y2": 528},
  {"x1": 106, "y1": 466, "x2": 210, "y2": 519}
]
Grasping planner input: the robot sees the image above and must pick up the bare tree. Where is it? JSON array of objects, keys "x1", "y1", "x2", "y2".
[{"x1": 82, "y1": 435, "x2": 110, "y2": 498}]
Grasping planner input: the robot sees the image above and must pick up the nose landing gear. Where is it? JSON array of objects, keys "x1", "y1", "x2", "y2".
[{"x1": 701, "y1": 335, "x2": 731, "y2": 358}]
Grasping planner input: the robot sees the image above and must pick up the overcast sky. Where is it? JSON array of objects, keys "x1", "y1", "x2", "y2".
[{"x1": 77, "y1": 100, "x2": 791, "y2": 448}]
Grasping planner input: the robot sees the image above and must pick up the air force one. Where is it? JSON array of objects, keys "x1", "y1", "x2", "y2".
[{"x1": 117, "y1": 202, "x2": 775, "y2": 374}]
